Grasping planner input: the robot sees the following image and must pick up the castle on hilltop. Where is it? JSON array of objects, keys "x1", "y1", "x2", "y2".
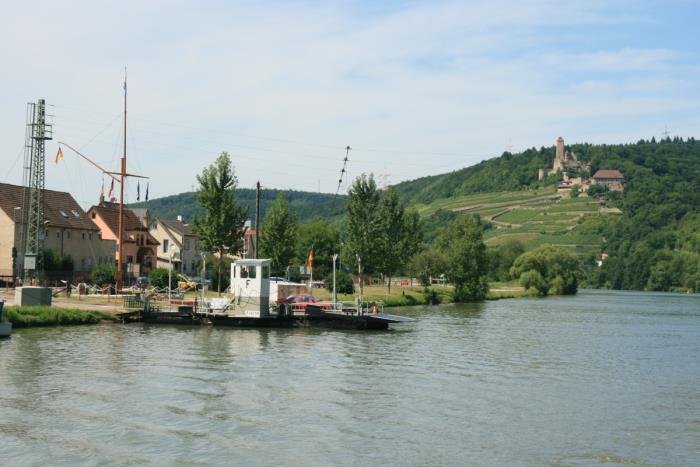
[{"x1": 538, "y1": 136, "x2": 588, "y2": 181}]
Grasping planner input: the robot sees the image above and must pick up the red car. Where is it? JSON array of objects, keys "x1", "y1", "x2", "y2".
[{"x1": 278, "y1": 294, "x2": 333, "y2": 312}]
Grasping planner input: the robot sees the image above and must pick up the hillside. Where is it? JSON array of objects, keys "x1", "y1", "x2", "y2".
[
  {"x1": 132, "y1": 138, "x2": 700, "y2": 292},
  {"x1": 130, "y1": 188, "x2": 346, "y2": 225},
  {"x1": 408, "y1": 137, "x2": 700, "y2": 291}
]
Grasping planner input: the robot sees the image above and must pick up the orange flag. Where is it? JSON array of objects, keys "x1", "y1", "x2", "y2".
[
  {"x1": 54, "y1": 147, "x2": 63, "y2": 164},
  {"x1": 307, "y1": 248, "x2": 314, "y2": 271}
]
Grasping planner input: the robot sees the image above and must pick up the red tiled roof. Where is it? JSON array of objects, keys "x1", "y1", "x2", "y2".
[
  {"x1": 592, "y1": 169, "x2": 624, "y2": 180},
  {"x1": 0, "y1": 182, "x2": 99, "y2": 230},
  {"x1": 88, "y1": 202, "x2": 160, "y2": 245}
]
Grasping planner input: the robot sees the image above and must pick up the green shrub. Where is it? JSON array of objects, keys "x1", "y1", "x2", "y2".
[
  {"x1": 148, "y1": 267, "x2": 170, "y2": 289},
  {"x1": 325, "y1": 270, "x2": 354, "y2": 294},
  {"x1": 91, "y1": 263, "x2": 115, "y2": 285},
  {"x1": 5, "y1": 306, "x2": 116, "y2": 328}
]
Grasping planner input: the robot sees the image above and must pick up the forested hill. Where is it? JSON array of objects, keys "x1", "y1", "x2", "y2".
[
  {"x1": 392, "y1": 137, "x2": 700, "y2": 206},
  {"x1": 392, "y1": 137, "x2": 700, "y2": 292},
  {"x1": 130, "y1": 189, "x2": 346, "y2": 225}
]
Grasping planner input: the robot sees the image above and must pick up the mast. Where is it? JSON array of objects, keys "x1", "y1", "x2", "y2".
[{"x1": 116, "y1": 71, "x2": 127, "y2": 290}]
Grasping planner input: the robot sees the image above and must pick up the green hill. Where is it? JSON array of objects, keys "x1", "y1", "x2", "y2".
[
  {"x1": 133, "y1": 137, "x2": 700, "y2": 292},
  {"x1": 402, "y1": 137, "x2": 700, "y2": 291},
  {"x1": 130, "y1": 188, "x2": 346, "y2": 225}
]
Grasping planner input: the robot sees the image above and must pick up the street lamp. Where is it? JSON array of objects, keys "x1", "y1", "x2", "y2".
[
  {"x1": 168, "y1": 245, "x2": 178, "y2": 310},
  {"x1": 332, "y1": 253, "x2": 338, "y2": 305},
  {"x1": 200, "y1": 251, "x2": 207, "y2": 308}
]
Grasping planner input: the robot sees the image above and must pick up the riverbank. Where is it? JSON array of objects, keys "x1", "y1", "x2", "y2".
[
  {"x1": 4, "y1": 306, "x2": 117, "y2": 328},
  {"x1": 308, "y1": 282, "x2": 530, "y2": 306}
]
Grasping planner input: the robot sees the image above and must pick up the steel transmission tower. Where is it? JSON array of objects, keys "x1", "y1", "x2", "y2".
[{"x1": 20, "y1": 99, "x2": 53, "y2": 279}]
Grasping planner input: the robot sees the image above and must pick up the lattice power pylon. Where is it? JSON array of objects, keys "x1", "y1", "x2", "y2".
[{"x1": 20, "y1": 99, "x2": 53, "y2": 279}]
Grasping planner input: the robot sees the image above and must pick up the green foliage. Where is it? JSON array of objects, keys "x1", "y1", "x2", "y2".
[
  {"x1": 259, "y1": 193, "x2": 299, "y2": 275},
  {"x1": 40, "y1": 249, "x2": 74, "y2": 272},
  {"x1": 324, "y1": 270, "x2": 354, "y2": 294},
  {"x1": 408, "y1": 248, "x2": 447, "y2": 287},
  {"x1": 296, "y1": 219, "x2": 340, "y2": 279},
  {"x1": 193, "y1": 152, "x2": 248, "y2": 294},
  {"x1": 436, "y1": 215, "x2": 489, "y2": 301},
  {"x1": 486, "y1": 240, "x2": 525, "y2": 281},
  {"x1": 130, "y1": 189, "x2": 346, "y2": 226},
  {"x1": 511, "y1": 245, "x2": 582, "y2": 296},
  {"x1": 91, "y1": 263, "x2": 116, "y2": 285},
  {"x1": 5, "y1": 306, "x2": 116, "y2": 328},
  {"x1": 205, "y1": 256, "x2": 232, "y2": 292},
  {"x1": 375, "y1": 189, "x2": 423, "y2": 292},
  {"x1": 148, "y1": 267, "x2": 170, "y2": 289},
  {"x1": 570, "y1": 184, "x2": 580, "y2": 198},
  {"x1": 343, "y1": 174, "x2": 381, "y2": 293}
]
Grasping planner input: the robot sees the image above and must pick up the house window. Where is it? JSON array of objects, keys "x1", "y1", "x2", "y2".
[
  {"x1": 89, "y1": 233, "x2": 92, "y2": 240},
  {"x1": 82, "y1": 232, "x2": 86, "y2": 240},
  {"x1": 127, "y1": 256, "x2": 133, "y2": 264},
  {"x1": 59, "y1": 209, "x2": 68, "y2": 218},
  {"x1": 67, "y1": 231, "x2": 71, "y2": 239},
  {"x1": 56, "y1": 232, "x2": 60, "y2": 239},
  {"x1": 163, "y1": 239, "x2": 169, "y2": 253}
]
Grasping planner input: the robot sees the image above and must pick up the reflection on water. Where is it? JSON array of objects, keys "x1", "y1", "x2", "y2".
[{"x1": 1, "y1": 290, "x2": 699, "y2": 465}]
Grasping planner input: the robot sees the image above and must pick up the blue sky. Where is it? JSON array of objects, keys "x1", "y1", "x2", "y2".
[{"x1": 1, "y1": 0, "x2": 698, "y2": 209}]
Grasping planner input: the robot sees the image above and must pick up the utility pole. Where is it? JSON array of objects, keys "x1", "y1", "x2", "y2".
[
  {"x1": 21, "y1": 99, "x2": 53, "y2": 281},
  {"x1": 255, "y1": 181, "x2": 261, "y2": 259}
]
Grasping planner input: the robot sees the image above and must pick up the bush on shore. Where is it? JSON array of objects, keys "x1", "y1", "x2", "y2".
[{"x1": 4, "y1": 306, "x2": 116, "y2": 328}]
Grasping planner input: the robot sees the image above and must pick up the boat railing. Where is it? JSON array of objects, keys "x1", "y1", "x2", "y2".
[{"x1": 332, "y1": 300, "x2": 384, "y2": 315}]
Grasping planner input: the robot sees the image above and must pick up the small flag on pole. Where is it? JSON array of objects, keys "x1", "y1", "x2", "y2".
[
  {"x1": 55, "y1": 147, "x2": 63, "y2": 164},
  {"x1": 145, "y1": 182, "x2": 149, "y2": 201},
  {"x1": 108, "y1": 179, "x2": 116, "y2": 202},
  {"x1": 307, "y1": 247, "x2": 314, "y2": 271},
  {"x1": 137, "y1": 181, "x2": 140, "y2": 201}
]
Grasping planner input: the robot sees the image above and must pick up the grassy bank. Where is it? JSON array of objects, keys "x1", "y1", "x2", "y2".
[{"x1": 4, "y1": 306, "x2": 118, "y2": 328}]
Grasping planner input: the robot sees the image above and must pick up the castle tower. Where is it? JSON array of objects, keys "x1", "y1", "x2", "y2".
[{"x1": 553, "y1": 136, "x2": 565, "y2": 172}]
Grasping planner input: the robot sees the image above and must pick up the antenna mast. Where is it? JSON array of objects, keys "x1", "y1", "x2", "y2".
[
  {"x1": 21, "y1": 99, "x2": 53, "y2": 280},
  {"x1": 336, "y1": 145, "x2": 351, "y2": 195}
]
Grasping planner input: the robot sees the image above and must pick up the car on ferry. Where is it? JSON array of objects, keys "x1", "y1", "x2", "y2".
[{"x1": 277, "y1": 294, "x2": 334, "y2": 312}]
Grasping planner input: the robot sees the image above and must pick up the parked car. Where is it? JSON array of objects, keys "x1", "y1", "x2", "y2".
[
  {"x1": 277, "y1": 294, "x2": 333, "y2": 311},
  {"x1": 191, "y1": 277, "x2": 212, "y2": 290}
]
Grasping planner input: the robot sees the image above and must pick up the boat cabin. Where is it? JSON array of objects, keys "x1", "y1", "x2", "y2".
[{"x1": 230, "y1": 259, "x2": 271, "y2": 317}]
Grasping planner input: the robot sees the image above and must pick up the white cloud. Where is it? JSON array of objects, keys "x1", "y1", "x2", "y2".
[{"x1": 0, "y1": 0, "x2": 698, "y2": 206}]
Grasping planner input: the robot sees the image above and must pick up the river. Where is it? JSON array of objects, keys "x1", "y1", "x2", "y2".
[{"x1": 1, "y1": 290, "x2": 698, "y2": 465}]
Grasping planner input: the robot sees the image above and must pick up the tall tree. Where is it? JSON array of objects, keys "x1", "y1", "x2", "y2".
[
  {"x1": 295, "y1": 219, "x2": 340, "y2": 280},
  {"x1": 193, "y1": 152, "x2": 248, "y2": 295},
  {"x1": 375, "y1": 189, "x2": 423, "y2": 293},
  {"x1": 259, "y1": 193, "x2": 299, "y2": 276},
  {"x1": 436, "y1": 215, "x2": 489, "y2": 301},
  {"x1": 343, "y1": 174, "x2": 381, "y2": 296}
]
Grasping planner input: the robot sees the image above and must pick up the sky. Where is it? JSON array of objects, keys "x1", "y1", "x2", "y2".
[{"x1": 1, "y1": 0, "x2": 699, "y2": 209}]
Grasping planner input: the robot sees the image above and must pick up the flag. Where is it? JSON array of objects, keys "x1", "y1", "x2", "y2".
[
  {"x1": 108, "y1": 179, "x2": 116, "y2": 202},
  {"x1": 55, "y1": 147, "x2": 63, "y2": 164},
  {"x1": 137, "y1": 180, "x2": 140, "y2": 201},
  {"x1": 145, "y1": 182, "x2": 149, "y2": 201},
  {"x1": 307, "y1": 247, "x2": 314, "y2": 271}
]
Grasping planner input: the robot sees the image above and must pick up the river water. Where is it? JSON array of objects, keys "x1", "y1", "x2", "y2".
[{"x1": 1, "y1": 290, "x2": 698, "y2": 465}]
